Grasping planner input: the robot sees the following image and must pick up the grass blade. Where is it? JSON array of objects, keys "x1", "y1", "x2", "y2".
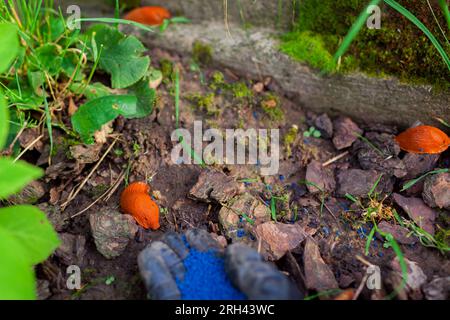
[
  {"x1": 333, "y1": 0, "x2": 382, "y2": 64},
  {"x1": 400, "y1": 168, "x2": 449, "y2": 191},
  {"x1": 365, "y1": 226, "x2": 376, "y2": 256},
  {"x1": 73, "y1": 18, "x2": 156, "y2": 33},
  {"x1": 384, "y1": 0, "x2": 450, "y2": 70},
  {"x1": 438, "y1": 0, "x2": 450, "y2": 30}
]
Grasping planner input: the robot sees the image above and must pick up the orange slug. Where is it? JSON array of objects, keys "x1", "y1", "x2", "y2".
[
  {"x1": 120, "y1": 181, "x2": 160, "y2": 230},
  {"x1": 124, "y1": 6, "x2": 171, "y2": 26},
  {"x1": 395, "y1": 125, "x2": 450, "y2": 154}
]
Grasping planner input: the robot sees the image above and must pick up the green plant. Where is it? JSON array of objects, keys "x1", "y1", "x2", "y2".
[
  {"x1": 303, "y1": 126, "x2": 321, "y2": 138},
  {"x1": 0, "y1": 1, "x2": 167, "y2": 146},
  {"x1": 0, "y1": 21, "x2": 59, "y2": 300}
]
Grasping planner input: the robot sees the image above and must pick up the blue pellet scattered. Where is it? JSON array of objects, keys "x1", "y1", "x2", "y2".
[
  {"x1": 322, "y1": 226, "x2": 330, "y2": 237},
  {"x1": 279, "y1": 174, "x2": 285, "y2": 182},
  {"x1": 236, "y1": 229, "x2": 245, "y2": 238},
  {"x1": 252, "y1": 111, "x2": 259, "y2": 120},
  {"x1": 176, "y1": 248, "x2": 247, "y2": 300},
  {"x1": 244, "y1": 182, "x2": 251, "y2": 187},
  {"x1": 378, "y1": 251, "x2": 384, "y2": 257}
]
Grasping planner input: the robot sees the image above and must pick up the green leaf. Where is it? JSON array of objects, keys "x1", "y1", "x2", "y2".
[
  {"x1": 71, "y1": 94, "x2": 137, "y2": 143},
  {"x1": 0, "y1": 205, "x2": 60, "y2": 265},
  {"x1": 0, "y1": 95, "x2": 8, "y2": 150},
  {"x1": 86, "y1": 24, "x2": 150, "y2": 88},
  {"x1": 0, "y1": 23, "x2": 20, "y2": 74},
  {"x1": 69, "y1": 82, "x2": 112, "y2": 100},
  {"x1": 128, "y1": 77, "x2": 156, "y2": 118},
  {"x1": 32, "y1": 44, "x2": 63, "y2": 76},
  {"x1": 0, "y1": 158, "x2": 43, "y2": 199},
  {"x1": 27, "y1": 71, "x2": 45, "y2": 96},
  {"x1": 0, "y1": 228, "x2": 35, "y2": 300}
]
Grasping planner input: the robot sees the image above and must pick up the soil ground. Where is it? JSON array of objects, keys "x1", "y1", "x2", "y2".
[{"x1": 28, "y1": 48, "x2": 449, "y2": 300}]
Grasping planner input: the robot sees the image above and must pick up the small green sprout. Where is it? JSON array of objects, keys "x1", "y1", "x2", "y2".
[{"x1": 303, "y1": 126, "x2": 321, "y2": 138}]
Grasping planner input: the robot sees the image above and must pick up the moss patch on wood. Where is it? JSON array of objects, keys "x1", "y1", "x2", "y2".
[{"x1": 280, "y1": 0, "x2": 449, "y2": 90}]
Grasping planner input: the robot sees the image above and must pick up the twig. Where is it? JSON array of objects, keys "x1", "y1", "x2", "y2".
[
  {"x1": 13, "y1": 134, "x2": 44, "y2": 162},
  {"x1": 353, "y1": 271, "x2": 369, "y2": 300},
  {"x1": 322, "y1": 151, "x2": 349, "y2": 167},
  {"x1": 61, "y1": 138, "x2": 118, "y2": 210},
  {"x1": 70, "y1": 169, "x2": 125, "y2": 218}
]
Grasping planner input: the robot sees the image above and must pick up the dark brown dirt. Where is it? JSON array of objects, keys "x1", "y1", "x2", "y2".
[{"x1": 25, "y1": 48, "x2": 450, "y2": 300}]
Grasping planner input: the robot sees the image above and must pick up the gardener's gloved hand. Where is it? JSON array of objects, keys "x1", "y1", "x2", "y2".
[{"x1": 138, "y1": 228, "x2": 301, "y2": 300}]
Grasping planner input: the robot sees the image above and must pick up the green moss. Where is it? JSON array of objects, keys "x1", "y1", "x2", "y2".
[
  {"x1": 192, "y1": 41, "x2": 213, "y2": 66},
  {"x1": 230, "y1": 81, "x2": 253, "y2": 100},
  {"x1": 283, "y1": 125, "x2": 298, "y2": 157},
  {"x1": 281, "y1": 0, "x2": 450, "y2": 89},
  {"x1": 280, "y1": 31, "x2": 336, "y2": 72},
  {"x1": 186, "y1": 92, "x2": 218, "y2": 115},
  {"x1": 160, "y1": 59, "x2": 173, "y2": 82},
  {"x1": 209, "y1": 71, "x2": 226, "y2": 91},
  {"x1": 261, "y1": 93, "x2": 284, "y2": 121}
]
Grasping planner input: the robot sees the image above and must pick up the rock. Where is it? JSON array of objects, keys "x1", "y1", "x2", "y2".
[
  {"x1": 336, "y1": 169, "x2": 394, "y2": 198},
  {"x1": 37, "y1": 279, "x2": 51, "y2": 300},
  {"x1": 422, "y1": 172, "x2": 450, "y2": 209},
  {"x1": 402, "y1": 153, "x2": 440, "y2": 180},
  {"x1": 219, "y1": 193, "x2": 271, "y2": 244},
  {"x1": 9, "y1": 180, "x2": 45, "y2": 204},
  {"x1": 423, "y1": 277, "x2": 450, "y2": 300},
  {"x1": 70, "y1": 144, "x2": 102, "y2": 164},
  {"x1": 37, "y1": 203, "x2": 69, "y2": 232},
  {"x1": 303, "y1": 238, "x2": 338, "y2": 291},
  {"x1": 314, "y1": 113, "x2": 333, "y2": 139},
  {"x1": 354, "y1": 132, "x2": 406, "y2": 178},
  {"x1": 189, "y1": 169, "x2": 242, "y2": 203},
  {"x1": 393, "y1": 193, "x2": 437, "y2": 235},
  {"x1": 386, "y1": 257, "x2": 427, "y2": 300},
  {"x1": 376, "y1": 221, "x2": 417, "y2": 245},
  {"x1": 332, "y1": 117, "x2": 363, "y2": 150},
  {"x1": 254, "y1": 222, "x2": 306, "y2": 261},
  {"x1": 19, "y1": 127, "x2": 44, "y2": 152},
  {"x1": 89, "y1": 207, "x2": 138, "y2": 259},
  {"x1": 305, "y1": 160, "x2": 336, "y2": 194},
  {"x1": 54, "y1": 233, "x2": 86, "y2": 266},
  {"x1": 210, "y1": 233, "x2": 228, "y2": 248}
]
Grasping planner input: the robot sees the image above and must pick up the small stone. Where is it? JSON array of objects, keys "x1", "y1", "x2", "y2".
[
  {"x1": 189, "y1": 169, "x2": 241, "y2": 204},
  {"x1": 37, "y1": 279, "x2": 51, "y2": 300},
  {"x1": 9, "y1": 180, "x2": 45, "y2": 204},
  {"x1": 354, "y1": 132, "x2": 406, "y2": 178},
  {"x1": 37, "y1": 203, "x2": 69, "y2": 232},
  {"x1": 210, "y1": 233, "x2": 228, "y2": 248},
  {"x1": 254, "y1": 222, "x2": 306, "y2": 261},
  {"x1": 423, "y1": 277, "x2": 450, "y2": 300},
  {"x1": 314, "y1": 113, "x2": 333, "y2": 139},
  {"x1": 219, "y1": 193, "x2": 271, "y2": 244},
  {"x1": 386, "y1": 257, "x2": 427, "y2": 300},
  {"x1": 54, "y1": 233, "x2": 86, "y2": 266},
  {"x1": 336, "y1": 169, "x2": 393, "y2": 198},
  {"x1": 393, "y1": 193, "x2": 437, "y2": 235},
  {"x1": 305, "y1": 160, "x2": 336, "y2": 194},
  {"x1": 376, "y1": 221, "x2": 417, "y2": 245},
  {"x1": 332, "y1": 117, "x2": 363, "y2": 150},
  {"x1": 89, "y1": 207, "x2": 138, "y2": 259},
  {"x1": 303, "y1": 238, "x2": 338, "y2": 291},
  {"x1": 70, "y1": 144, "x2": 102, "y2": 164},
  {"x1": 402, "y1": 153, "x2": 440, "y2": 180},
  {"x1": 422, "y1": 172, "x2": 450, "y2": 209},
  {"x1": 252, "y1": 82, "x2": 264, "y2": 93}
]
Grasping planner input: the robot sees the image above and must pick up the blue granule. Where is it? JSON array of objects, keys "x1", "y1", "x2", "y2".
[
  {"x1": 176, "y1": 248, "x2": 247, "y2": 300},
  {"x1": 236, "y1": 228, "x2": 245, "y2": 238},
  {"x1": 279, "y1": 174, "x2": 285, "y2": 182}
]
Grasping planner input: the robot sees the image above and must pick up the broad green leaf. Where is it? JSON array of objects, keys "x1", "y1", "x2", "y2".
[
  {"x1": 128, "y1": 77, "x2": 156, "y2": 118},
  {"x1": 0, "y1": 228, "x2": 35, "y2": 300},
  {"x1": 0, "y1": 23, "x2": 20, "y2": 74},
  {"x1": 0, "y1": 158, "x2": 43, "y2": 199},
  {"x1": 86, "y1": 24, "x2": 150, "y2": 88},
  {"x1": 71, "y1": 94, "x2": 137, "y2": 143},
  {"x1": 31, "y1": 44, "x2": 63, "y2": 76},
  {"x1": 27, "y1": 71, "x2": 45, "y2": 96},
  {"x1": 0, "y1": 95, "x2": 8, "y2": 150},
  {"x1": 0, "y1": 205, "x2": 60, "y2": 265},
  {"x1": 69, "y1": 82, "x2": 112, "y2": 100}
]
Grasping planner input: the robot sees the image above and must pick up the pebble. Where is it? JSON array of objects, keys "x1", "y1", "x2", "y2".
[
  {"x1": 422, "y1": 172, "x2": 450, "y2": 209},
  {"x1": 332, "y1": 116, "x2": 363, "y2": 150}
]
